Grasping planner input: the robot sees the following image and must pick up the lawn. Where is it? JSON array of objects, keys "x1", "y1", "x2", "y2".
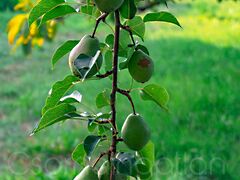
[{"x1": 0, "y1": 0, "x2": 239, "y2": 179}]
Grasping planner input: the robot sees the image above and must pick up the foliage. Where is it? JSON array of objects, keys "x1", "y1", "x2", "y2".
[
  {"x1": 26, "y1": 0, "x2": 182, "y2": 179},
  {"x1": 1, "y1": 1, "x2": 240, "y2": 177},
  {"x1": 0, "y1": 0, "x2": 18, "y2": 11},
  {"x1": 6, "y1": 0, "x2": 239, "y2": 55},
  {"x1": 6, "y1": 0, "x2": 59, "y2": 55}
]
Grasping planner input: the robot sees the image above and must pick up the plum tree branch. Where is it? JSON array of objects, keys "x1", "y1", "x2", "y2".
[
  {"x1": 96, "y1": 70, "x2": 113, "y2": 79},
  {"x1": 117, "y1": 88, "x2": 136, "y2": 115},
  {"x1": 109, "y1": 10, "x2": 121, "y2": 180},
  {"x1": 96, "y1": 119, "x2": 111, "y2": 124},
  {"x1": 92, "y1": 13, "x2": 109, "y2": 38},
  {"x1": 116, "y1": 138, "x2": 123, "y2": 142},
  {"x1": 93, "y1": 152, "x2": 108, "y2": 168}
]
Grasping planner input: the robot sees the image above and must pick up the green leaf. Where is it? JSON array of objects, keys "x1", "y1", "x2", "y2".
[
  {"x1": 105, "y1": 34, "x2": 114, "y2": 48},
  {"x1": 113, "y1": 152, "x2": 137, "y2": 177},
  {"x1": 126, "y1": 16, "x2": 145, "y2": 41},
  {"x1": 51, "y1": 40, "x2": 79, "y2": 69},
  {"x1": 136, "y1": 44, "x2": 149, "y2": 55},
  {"x1": 119, "y1": 48, "x2": 134, "y2": 70},
  {"x1": 33, "y1": 103, "x2": 76, "y2": 133},
  {"x1": 104, "y1": 50, "x2": 113, "y2": 72},
  {"x1": 72, "y1": 143, "x2": 85, "y2": 166},
  {"x1": 41, "y1": 4, "x2": 76, "y2": 25},
  {"x1": 60, "y1": 90, "x2": 82, "y2": 104},
  {"x1": 140, "y1": 84, "x2": 169, "y2": 111},
  {"x1": 137, "y1": 141, "x2": 155, "y2": 172},
  {"x1": 119, "y1": 30, "x2": 131, "y2": 49},
  {"x1": 98, "y1": 125, "x2": 110, "y2": 135},
  {"x1": 135, "y1": 163, "x2": 152, "y2": 180},
  {"x1": 83, "y1": 135, "x2": 101, "y2": 157},
  {"x1": 119, "y1": 59, "x2": 128, "y2": 70},
  {"x1": 80, "y1": 5, "x2": 99, "y2": 17},
  {"x1": 28, "y1": 0, "x2": 65, "y2": 26},
  {"x1": 143, "y1": 11, "x2": 182, "y2": 28},
  {"x1": 80, "y1": 5, "x2": 93, "y2": 15},
  {"x1": 73, "y1": 54, "x2": 92, "y2": 77},
  {"x1": 88, "y1": 118, "x2": 97, "y2": 132},
  {"x1": 81, "y1": 51, "x2": 101, "y2": 81},
  {"x1": 119, "y1": 0, "x2": 137, "y2": 19},
  {"x1": 96, "y1": 89, "x2": 111, "y2": 109},
  {"x1": 96, "y1": 112, "x2": 111, "y2": 120},
  {"x1": 42, "y1": 75, "x2": 79, "y2": 115}
]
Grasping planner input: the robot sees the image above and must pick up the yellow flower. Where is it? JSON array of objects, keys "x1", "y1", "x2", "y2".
[
  {"x1": 29, "y1": 22, "x2": 38, "y2": 36},
  {"x1": 14, "y1": 0, "x2": 34, "y2": 11},
  {"x1": 32, "y1": 37, "x2": 44, "y2": 46},
  {"x1": 7, "y1": 14, "x2": 28, "y2": 45},
  {"x1": 47, "y1": 20, "x2": 57, "y2": 39}
]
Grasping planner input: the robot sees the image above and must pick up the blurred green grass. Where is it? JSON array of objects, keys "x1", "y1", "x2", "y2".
[{"x1": 0, "y1": 0, "x2": 240, "y2": 179}]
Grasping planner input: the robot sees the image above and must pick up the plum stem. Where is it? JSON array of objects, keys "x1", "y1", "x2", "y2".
[
  {"x1": 93, "y1": 152, "x2": 108, "y2": 168},
  {"x1": 117, "y1": 88, "x2": 136, "y2": 115},
  {"x1": 92, "y1": 13, "x2": 108, "y2": 38},
  {"x1": 120, "y1": 24, "x2": 136, "y2": 47}
]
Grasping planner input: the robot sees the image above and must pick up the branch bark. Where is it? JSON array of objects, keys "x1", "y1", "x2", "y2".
[
  {"x1": 109, "y1": 10, "x2": 121, "y2": 180},
  {"x1": 117, "y1": 88, "x2": 136, "y2": 115},
  {"x1": 96, "y1": 70, "x2": 113, "y2": 79},
  {"x1": 96, "y1": 119, "x2": 111, "y2": 124},
  {"x1": 93, "y1": 152, "x2": 107, "y2": 168}
]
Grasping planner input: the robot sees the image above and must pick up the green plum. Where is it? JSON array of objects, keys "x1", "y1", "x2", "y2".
[
  {"x1": 98, "y1": 161, "x2": 128, "y2": 180},
  {"x1": 121, "y1": 113, "x2": 151, "y2": 151},
  {"x1": 69, "y1": 35, "x2": 102, "y2": 78},
  {"x1": 128, "y1": 50, "x2": 154, "y2": 83}
]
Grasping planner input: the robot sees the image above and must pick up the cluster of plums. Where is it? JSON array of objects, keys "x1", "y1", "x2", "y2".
[
  {"x1": 74, "y1": 163, "x2": 127, "y2": 180},
  {"x1": 73, "y1": 113, "x2": 151, "y2": 180},
  {"x1": 68, "y1": 35, "x2": 154, "y2": 83}
]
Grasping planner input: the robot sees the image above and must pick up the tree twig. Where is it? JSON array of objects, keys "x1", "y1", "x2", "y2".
[
  {"x1": 109, "y1": 10, "x2": 121, "y2": 180},
  {"x1": 93, "y1": 152, "x2": 108, "y2": 168},
  {"x1": 92, "y1": 13, "x2": 108, "y2": 38},
  {"x1": 96, "y1": 70, "x2": 113, "y2": 79},
  {"x1": 120, "y1": 24, "x2": 136, "y2": 47},
  {"x1": 117, "y1": 88, "x2": 136, "y2": 115},
  {"x1": 117, "y1": 138, "x2": 123, "y2": 142},
  {"x1": 95, "y1": 119, "x2": 111, "y2": 124}
]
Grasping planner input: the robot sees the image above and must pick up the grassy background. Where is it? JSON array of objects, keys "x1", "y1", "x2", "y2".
[{"x1": 0, "y1": 0, "x2": 240, "y2": 179}]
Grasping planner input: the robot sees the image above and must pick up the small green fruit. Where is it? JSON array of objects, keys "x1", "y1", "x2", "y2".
[
  {"x1": 93, "y1": 0, "x2": 124, "y2": 13},
  {"x1": 121, "y1": 114, "x2": 151, "y2": 151},
  {"x1": 128, "y1": 50, "x2": 154, "y2": 83},
  {"x1": 74, "y1": 165, "x2": 98, "y2": 180},
  {"x1": 98, "y1": 161, "x2": 127, "y2": 180},
  {"x1": 69, "y1": 35, "x2": 103, "y2": 78}
]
